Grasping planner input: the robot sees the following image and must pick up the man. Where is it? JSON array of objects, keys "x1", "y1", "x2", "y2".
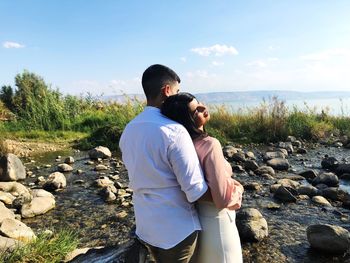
[{"x1": 119, "y1": 64, "x2": 208, "y2": 263}]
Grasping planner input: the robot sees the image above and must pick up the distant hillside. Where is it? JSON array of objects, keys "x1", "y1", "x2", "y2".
[
  {"x1": 195, "y1": 90, "x2": 350, "y2": 103},
  {"x1": 104, "y1": 90, "x2": 350, "y2": 104}
]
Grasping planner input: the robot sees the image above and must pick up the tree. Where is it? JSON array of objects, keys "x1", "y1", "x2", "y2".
[{"x1": 0, "y1": 85, "x2": 15, "y2": 112}]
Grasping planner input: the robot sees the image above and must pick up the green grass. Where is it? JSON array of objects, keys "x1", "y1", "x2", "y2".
[{"x1": 0, "y1": 229, "x2": 79, "y2": 263}]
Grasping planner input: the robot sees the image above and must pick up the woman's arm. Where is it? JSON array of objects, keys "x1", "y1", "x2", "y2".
[{"x1": 202, "y1": 138, "x2": 244, "y2": 210}]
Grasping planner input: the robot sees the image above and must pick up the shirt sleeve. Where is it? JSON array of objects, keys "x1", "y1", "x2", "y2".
[
  {"x1": 168, "y1": 128, "x2": 208, "y2": 203},
  {"x1": 202, "y1": 138, "x2": 244, "y2": 209}
]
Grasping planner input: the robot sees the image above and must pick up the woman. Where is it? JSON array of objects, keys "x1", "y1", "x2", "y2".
[{"x1": 161, "y1": 92, "x2": 244, "y2": 263}]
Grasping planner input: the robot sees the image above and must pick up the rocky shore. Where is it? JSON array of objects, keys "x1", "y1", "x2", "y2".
[{"x1": 0, "y1": 136, "x2": 350, "y2": 262}]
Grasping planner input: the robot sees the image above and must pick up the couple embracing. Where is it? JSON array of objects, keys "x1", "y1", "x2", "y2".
[{"x1": 119, "y1": 64, "x2": 244, "y2": 263}]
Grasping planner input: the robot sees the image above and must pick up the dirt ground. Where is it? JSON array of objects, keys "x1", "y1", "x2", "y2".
[{"x1": 0, "y1": 139, "x2": 69, "y2": 157}]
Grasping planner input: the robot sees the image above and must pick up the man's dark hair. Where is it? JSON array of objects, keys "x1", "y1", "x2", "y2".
[
  {"x1": 142, "y1": 64, "x2": 181, "y2": 100},
  {"x1": 161, "y1": 92, "x2": 207, "y2": 139}
]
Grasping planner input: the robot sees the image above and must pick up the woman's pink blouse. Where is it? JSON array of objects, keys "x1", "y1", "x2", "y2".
[{"x1": 194, "y1": 136, "x2": 243, "y2": 210}]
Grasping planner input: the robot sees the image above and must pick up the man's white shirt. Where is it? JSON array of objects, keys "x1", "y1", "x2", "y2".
[{"x1": 119, "y1": 106, "x2": 208, "y2": 249}]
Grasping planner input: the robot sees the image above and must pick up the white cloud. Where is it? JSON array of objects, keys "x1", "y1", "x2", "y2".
[
  {"x1": 246, "y1": 60, "x2": 267, "y2": 68},
  {"x1": 3, "y1": 41, "x2": 25, "y2": 49},
  {"x1": 300, "y1": 48, "x2": 350, "y2": 61},
  {"x1": 212, "y1": 61, "x2": 224, "y2": 66},
  {"x1": 268, "y1": 45, "x2": 280, "y2": 51},
  {"x1": 191, "y1": 44, "x2": 238, "y2": 57},
  {"x1": 180, "y1": 57, "x2": 187, "y2": 62}
]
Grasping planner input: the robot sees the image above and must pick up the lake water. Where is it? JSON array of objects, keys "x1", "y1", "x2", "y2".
[{"x1": 206, "y1": 98, "x2": 350, "y2": 116}]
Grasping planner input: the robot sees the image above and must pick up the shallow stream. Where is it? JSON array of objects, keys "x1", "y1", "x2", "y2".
[{"x1": 20, "y1": 144, "x2": 350, "y2": 262}]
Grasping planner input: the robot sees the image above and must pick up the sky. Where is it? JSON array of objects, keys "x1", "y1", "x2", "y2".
[{"x1": 1, "y1": 0, "x2": 350, "y2": 96}]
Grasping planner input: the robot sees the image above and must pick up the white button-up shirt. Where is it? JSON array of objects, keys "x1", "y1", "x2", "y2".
[{"x1": 119, "y1": 106, "x2": 208, "y2": 249}]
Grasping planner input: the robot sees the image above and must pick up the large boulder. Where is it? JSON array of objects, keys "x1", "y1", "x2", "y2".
[
  {"x1": 312, "y1": 172, "x2": 339, "y2": 187},
  {"x1": 0, "y1": 202, "x2": 16, "y2": 224},
  {"x1": 236, "y1": 208, "x2": 268, "y2": 242},
  {"x1": 88, "y1": 146, "x2": 112, "y2": 159},
  {"x1": 0, "y1": 218, "x2": 36, "y2": 243},
  {"x1": 267, "y1": 158, "x2": 290, "y2": 171},
  {"x1": 21, "y1": 196, "x2": 56, "y2": 218},
  {"x1": 43, "y1": 172, "x2": 67, "y2": 191},
  {"x1": 307, "y1": 224, "x2": 350, "y2": 254},
  {"x1": 0, "y1": 182, "x2": 32, "y2": 203},
  {"x1": 0, "y1": 153, "x2": 26, "y2": 181}
]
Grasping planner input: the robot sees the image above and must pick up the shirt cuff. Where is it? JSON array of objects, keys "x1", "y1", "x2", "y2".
[{"x1": 186, "y1": 183, "x2": 208, "y2": 203}]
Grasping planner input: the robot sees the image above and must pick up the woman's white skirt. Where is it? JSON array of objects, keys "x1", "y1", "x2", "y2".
[{"x1": 196, "y1": 201, "x2": 243, "y2": 263}]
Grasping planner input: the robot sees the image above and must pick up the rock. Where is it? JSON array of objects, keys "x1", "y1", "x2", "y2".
[
  {"x1": 57, "y1": 163, "x2": 73, "y2": 172},
  {"x1": 244, "y1": 160, "x2": 259, "y2": 171},
  {"x1": 245, "y1": 151, "x2": 255, "y2": 159},
  {"x1": 276, "y1": 179, "x2": 300, "y2": 189},
  {"x1": 21, "y1": 196, "x2": 55, "y2": 218},
  {"x1": 274, "y1": 186, "x2": 297, "y2": 202},
  {"x1": 43, "y1": 172, "x2": 67, "y2": 191},
  {"x1": 0, "y1": 182, "x2": 31, "y2": 203},
  {"x1": 236, "y1": 208, "x2": 268, "y2": 242},
  {"x1": 286, "y1": 136, "x2": 296, "y2": 142},
  {"x1": 293, "y1": 140, "x2": 302, "y2": 148},
  {"x1": 307, "y1": 224, "x2": 350, "y2": 254},
  {"x1": 0, "y1": 236, "x2": 22, "y2": 252},
  {"x1": 263, "y1": 151, "x2": 285, "y2": 161},
  {"x1": 232, "y1": 164, "x2": 244, "y2": 173},
  {"x1": 312, "y1": 172, "x2": 339, "y2": 187},
  {"x1": 312, "y1": 196, "x2": 332, "y2": 206},
  {"x1": 321, "y1": 156, "x2": 339, "y2": 170},
  {"x1": 266, "y1": 202, "x2": 281, "y2": 210},
  {"x1": 297, "y1": 148, "x2": 307, "y2": 154},
  {"x1": 231, "y1": 152, "x2": 246, "y2": 163},
  {"x1": 101, "y1": 187, "x2": 117, "y2": 202},
  {"x1": 0, "y1": 218, "x2": 36, "y2": 243},
  {"x1": 88, "y1": 146, "x2": 112, "y2": 159},
  {"x1": 267, "y1": 158, "x2": 290, "y2": 171},
  {"x1": 77, "y1": 169, "x2": 84, "y2": 175},
  {"x1": 222, "y1": 146, "x2": 238, "y2": 158},
  {"x1": 276, "y1": 148, "x2": 288, "y2": 156},
  {"x1": 32, "y1": 189, "x2": 55, "y2": 199},
  {"x1": 244, "y1": 182, "x2": 262, "y2": 191},
  {"x1": 335, "y1": 164, "x2": 350, "y2": 176},
  {"x1": 95, "y1": 176, "x2": 114, "y2": 188},
  {"x1": 0, "y1": 202, "x2": 16, "y2": 224},
  {"x1": 0, "y1": 153, "x2": 26, "y2": 181},
  {"x1": 255, "y1": 166, "x2": 275, "y2": 177},
  {"x1": 320, "y1": 187, "x2": 348, "y2": 202},
  {"x1": 0, "y1": 191, "x2": 16, "y2": 205},
  {"x1": 95, "y1": 164, "x2": 108, "y2": 171},
  {"x1": 64, "y1": 156, "x2": 75, "y2": 164},
  {"x1": 297, "y1": 185, "x2": 318, "y2": 197},
  {"x1": 299, "y1": 170, "x2": 318, "y2": 181},
  {"x1": 278, "y1": 142, "x2": 294, "y2": 153}
]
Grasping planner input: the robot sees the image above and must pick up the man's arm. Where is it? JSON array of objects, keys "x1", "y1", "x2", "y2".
[{"x1": 168, "y1": 128, "x2": 208, "y2": 203}]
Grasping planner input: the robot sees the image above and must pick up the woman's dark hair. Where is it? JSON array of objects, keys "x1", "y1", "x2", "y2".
[{"x1": 161, "y1": 92, "x2": 207, "y2": 139}]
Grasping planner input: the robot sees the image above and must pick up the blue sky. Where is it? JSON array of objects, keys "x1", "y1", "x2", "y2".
[{"x1": 1, "y1": 0, "x2": 350, "y2": 95}]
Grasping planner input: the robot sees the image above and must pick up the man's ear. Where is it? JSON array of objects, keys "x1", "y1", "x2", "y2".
[{"x1": 161, "y1": 84, "x2": 171, "y2": 97}]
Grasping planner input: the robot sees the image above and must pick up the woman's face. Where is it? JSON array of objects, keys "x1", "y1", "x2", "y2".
[{"x1": 188, "y1": 98, "x2": 210, "y2": 129}]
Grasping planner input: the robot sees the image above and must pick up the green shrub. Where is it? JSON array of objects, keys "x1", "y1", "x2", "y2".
[{"x1": 0, "y1": 229, "x2": 79, "y2": 263}]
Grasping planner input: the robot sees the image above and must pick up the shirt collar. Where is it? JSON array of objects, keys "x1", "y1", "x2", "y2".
[{"x1": 144, "y1": 106, "x2": 161, "y2": 112}]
